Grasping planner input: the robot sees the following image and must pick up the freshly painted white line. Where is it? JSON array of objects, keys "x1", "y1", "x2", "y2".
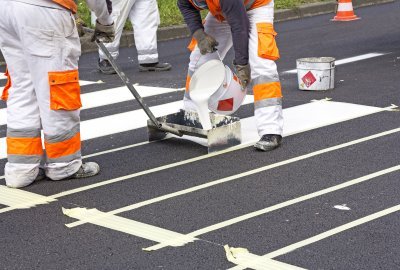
[
  {"x1": 63, "y1": 207, "x2": 196, "y2": 246},
  {"x1": 79, "y1": 80, "x2": 102, "y2": 86},
  {"x1": 225, "y1": 245, "x2": 306, "y2": 270},
  {"x1": 284, "y1": 53, "x2": 387, "y2": 74},
  {"x1": 145, "y1": 165, "x2": 400, "y2": 250},
  {"x1": 266, "y1": 205, "x2": 400, "y2": 258},
  {"x1": 0, "y1": 85, "x2": 185, "y2": 126},
  {"x1": 65, "y1": 127, "x2": 400, "y2": 229},
  {"x1": 229, "y1": 204, "x2": 400, "y2": 270},
  {"x1": 80, "y1": 85, "x2": 183, "y2": 110},
  {"x1": 0, "y1": 185, "x2": 56, "y2": 212},
  {"x1": 0, "y1": 95, "x2": 254, "y2": 159},
  {"x1": 83, "y1": 141, "x2": 153, "y2": 159}
]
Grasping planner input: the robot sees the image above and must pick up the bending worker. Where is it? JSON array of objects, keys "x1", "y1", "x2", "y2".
[
  {"x1": 178, "y1": 0, "x2": 284, "y2": 151},
  {"x1": 96, "y1": 0, "x2": 172, "y2": 74},
  {"x1": 0, "y1": 0, "x2": 115, "y2": 188}
]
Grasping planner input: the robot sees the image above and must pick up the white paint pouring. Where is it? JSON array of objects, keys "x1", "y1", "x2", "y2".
[{"x1": 189, "y1": 60, "x2": 226, "y2": 130}]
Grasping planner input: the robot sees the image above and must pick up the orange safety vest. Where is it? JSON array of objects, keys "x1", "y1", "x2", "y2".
[
  {"x1": 52, "y1": 0, "x2": 77, "y2": 14},
  {"x1": 189, "y1": 0, "x2": 271, "y2": 21}
]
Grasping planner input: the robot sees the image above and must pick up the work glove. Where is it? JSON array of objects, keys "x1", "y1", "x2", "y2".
[
  {"x1": 91, "y1": 20, "x2": 115, "y2": 43},
  {"x1": 193, "y1": 29, "x2": 219, "y2": 55},
  {"x1": 234, "y1": 63, "x2": 251, "y2": 89}
]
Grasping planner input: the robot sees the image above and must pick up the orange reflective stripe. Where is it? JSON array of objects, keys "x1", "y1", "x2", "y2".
[
  {"x1": 185, "y1": 75, "x2": 191, "y2": 92},
  {"x1": 52, "y1": 0, "x2": 77, "y2": 13},
  {"x1": 48, "y1": 70, "x2": 82, "y2": 111},
  {"x1": 45, "y1": 132, "x2": 81, "y2": 159},
  {"x1": 254, "y1": 82, "x2": 282, "y2": 101},
  {"x1": 7, "y1": 137, "x2": 43, "y2": 156},
  {"x1": 1, "y1": 67, "x2": 11, "y2": 101}
]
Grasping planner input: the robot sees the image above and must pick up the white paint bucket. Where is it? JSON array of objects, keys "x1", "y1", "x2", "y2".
[
  {"x1": 189, "y1": 60, "x2": 247, "y2": 116},
  {"x1": 297, "y1": 57, "x2": 335, "y2": 91}
]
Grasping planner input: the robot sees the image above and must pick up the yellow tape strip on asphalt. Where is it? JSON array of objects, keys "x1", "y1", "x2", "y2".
[
  {"x1": 67, "y1": 128, "x2": 400, "y2": 229},
  {"x1": 0, "y1": 185, "x2": 57, "y2": 212},
  {"x1": 62, "y1": 207, "x2": 196, "y2": 247},
  {"x1": 144, "y1": 164, "x2": 400, "y2": 251},
  {"x1": 225, "y1": 245, "x2": 306, "y2": 270},
  {"x1": 228, "y1": 204, "x2": 400, "y2": 270}
]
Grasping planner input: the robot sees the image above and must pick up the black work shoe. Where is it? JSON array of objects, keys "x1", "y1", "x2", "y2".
[
  {"x1": 139, "y1": 62, "x2": 172, "y2": 72},
  {"x1": 67, "y1": 162, "x2": 100, "y2": 179},
  {"x1": 98, "y1": 59, "x2": 117, "y2": 74},
  {"x1": 254, "y1": 134, "x2": 282, "y2": 152}
]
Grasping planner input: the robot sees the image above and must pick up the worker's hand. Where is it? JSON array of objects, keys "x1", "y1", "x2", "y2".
[
  {"x1": 193, "y1": 29, "x2": 219, "y2": 55},
  {"x1": 234, "y1": 63, "x2": 251, "y2": 89},
  {"x1": 91, "y1": 20, "x2": 115, "y2": 43}
]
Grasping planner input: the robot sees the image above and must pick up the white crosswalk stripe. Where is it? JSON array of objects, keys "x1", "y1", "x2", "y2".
[
  {"x1": 0, "y1": 84, "x2": 184, "y2": 126},
  {"x1": 0, "y1": 92, "x2": 254, "y2": 159}
]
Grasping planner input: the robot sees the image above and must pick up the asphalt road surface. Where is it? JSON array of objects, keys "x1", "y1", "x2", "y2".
[{"x1": 1, "y1": 2, "x2": 400, "y2": 269}]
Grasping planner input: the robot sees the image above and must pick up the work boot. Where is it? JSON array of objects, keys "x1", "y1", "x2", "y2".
[
  {"x1": 98, "y1": 59, "x2": 116, "y2": 74},
  {"x1": 67, "y1": 162, "x2": 100, "y2": 179},
  {"x1": 254, "y1": 134, "x2": 282, "y2": 152},
  {"x1": 139, "y1": 62, "x2": 172, "y2": 72}
]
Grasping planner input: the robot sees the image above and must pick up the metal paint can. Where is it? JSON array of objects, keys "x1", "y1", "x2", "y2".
[{"x1": 296, "y1": 57, "x2": 335, "y2": 91}]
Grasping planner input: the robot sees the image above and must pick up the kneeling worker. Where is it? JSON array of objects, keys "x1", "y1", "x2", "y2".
[
  {"x1": 0, "y1": 0, "x2": 115, "y2": 188},
  {"x1": 178, "y1": 0, "x2": 284, "y2": 151}
]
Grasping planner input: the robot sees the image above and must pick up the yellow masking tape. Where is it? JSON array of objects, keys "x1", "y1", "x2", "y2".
[
  {"x1": 62, "y1": 207, "x2": 196, "y2": 248},
  {"x1": 0, "y1": 185, "x2": 56, "y2": 211}
]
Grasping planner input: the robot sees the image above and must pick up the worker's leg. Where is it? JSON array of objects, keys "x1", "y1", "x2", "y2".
[
  {"x1": 10, "y1": 3, "x2": 85, "y2": 180},
  {"x1": 97, "y1": 0, "x2": 136, "y2": 74},
  {"x1": 0, "y1": 3, "x2": 43, "y2": 188},
  {"x1": 98, "y1": 0, "x2": 135, "y2": 61},
  {"x1": 247, "y1": 2, "x2": 284, "y2": 150},
  {"x1": 129, "y1": 0, "x2": 160, "y2": 64},
  {"x1": 184, "y1": 13, "x2": 233, "y2": 108}
]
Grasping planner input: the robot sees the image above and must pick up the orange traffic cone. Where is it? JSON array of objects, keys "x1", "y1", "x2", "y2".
[{"x1": 332, "y1": 0, "x2": 360, "y2": 21}]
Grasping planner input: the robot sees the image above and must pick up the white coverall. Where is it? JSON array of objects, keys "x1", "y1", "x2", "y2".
[
  {"x1": 0, "y1": 0, "x2": 112, "y2": 188},
  {"x1": 185, "y1": 1, "x2": 284, "y2": 136},
  {"x1": 97, "y1": 0, "x2": 161, "y2": 64}
]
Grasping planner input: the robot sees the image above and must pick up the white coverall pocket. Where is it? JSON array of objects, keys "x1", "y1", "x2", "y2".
[{"x1": 23, "y1": 26, "x2": 55, "y2": 58}]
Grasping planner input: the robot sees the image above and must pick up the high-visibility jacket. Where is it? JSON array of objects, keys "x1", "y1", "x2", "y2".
[{"x1": 189, "y1": 0, "x2": 271, "y2": 21}]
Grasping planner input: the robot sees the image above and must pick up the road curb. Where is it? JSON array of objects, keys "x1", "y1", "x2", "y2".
[{"x1": 0, "y1": 0, "x2": 395, "y2": 64}]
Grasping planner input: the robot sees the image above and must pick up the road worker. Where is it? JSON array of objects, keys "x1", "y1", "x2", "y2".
[
  {"x1": 178, "y1": 0, "x2": 284, "y2": 151},
  {"x1": 96, "y1": 0, "x2": 172, "y2": 74},
  {"x1": 0, "y1": 0, "x2": 115, "y2": 188}
]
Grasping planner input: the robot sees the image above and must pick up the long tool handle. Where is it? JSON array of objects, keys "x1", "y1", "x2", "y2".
[{"x1": 95, "y1": 40, "x2": 182, "y2": 137}]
